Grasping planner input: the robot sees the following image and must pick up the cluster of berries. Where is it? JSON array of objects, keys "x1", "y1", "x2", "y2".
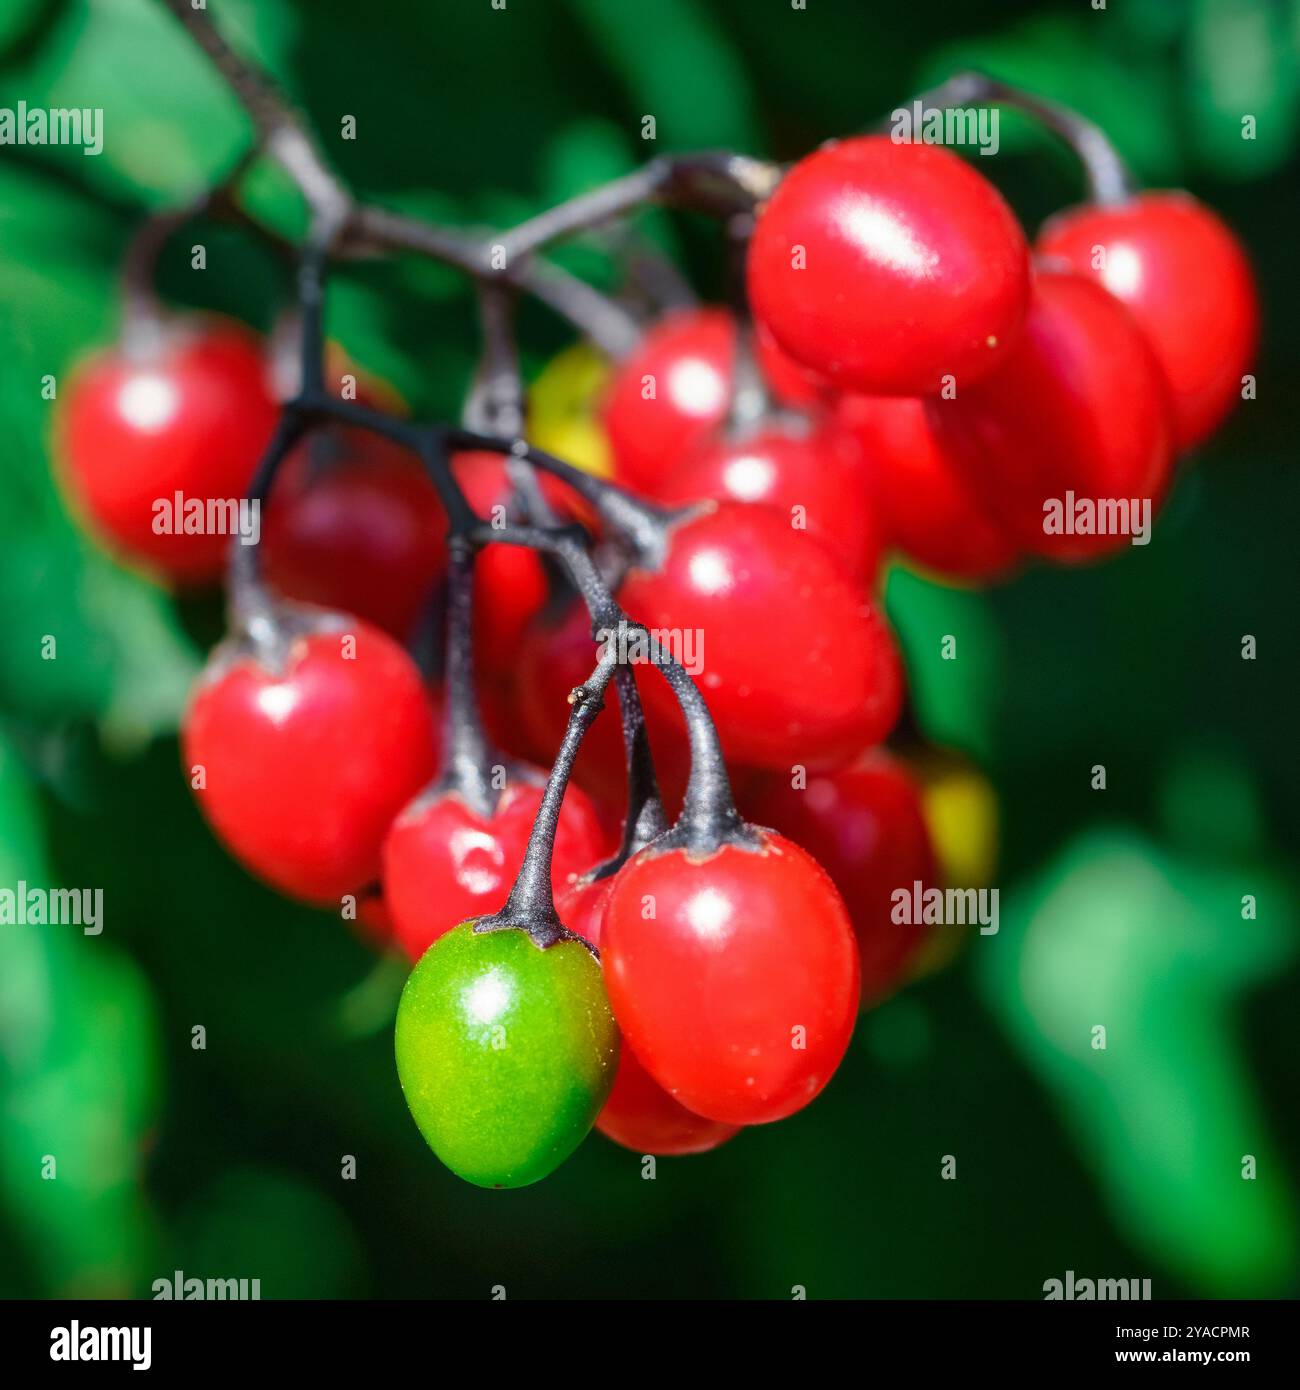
[{"x1": 52, "y1": 110, "x2": 1255, "y2": 1188}]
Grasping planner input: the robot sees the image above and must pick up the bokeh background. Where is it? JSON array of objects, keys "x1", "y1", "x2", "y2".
[{"x1": 2, "y1": 0, "x2": 1298, "y2": 1299}]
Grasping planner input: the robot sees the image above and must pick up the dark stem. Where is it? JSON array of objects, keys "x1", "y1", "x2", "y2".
[
  {"x1": 158, "y1": 2, "x2": 786, "y2": 356},
  {"x1": 157, "y1": 0, "x2": 351, "y2": 227},
  {"x1": 474, "y1": 523, "x2": 750, "y2": 858},
  {"x1": 589, "y1": 662, "x2": 668, "y2": 879},
  {"x1": 118, "y1": 148, "x2": 264, "y2": 354},
  {"x1": 905, "y1": 71, "x2": 1135, "y2": 205},
  {"x1": 119, "y1": 207, "x2": 185, "y2": 354},
  {"x1": 296, "y1": 244, "x2": 329, "y2": 398},
  {"x1": 638, "y1": 628, "x2": 754, "y2": 856},
  {"x1": 463, "y1": 282, "x2": 525, "y2": 436},
  {"x1": 434, "y1": 543, "x2": 504, "y2": 818},
  {"x1": 619, "y1": 228, "x2": 699, "y2": 313},
  {"x1": 726, "y1": 323, "x2": 772, "y2": 434},
  {"x1": 475, "y1": 650, "x2": 619, "y2": 950},
  {"x1": 158, "y1": 2, "x2": 643, "y2": 351},
  {"x1": 227, "y1": 408, "x2": 310, "y2": 644},
  {"x1": 279, "y1": 396, "x2": 472, "y2": 531},
  {"x1": 493, "y1": 152, "x2": 781, "y2": 264},
  {"x1": 344, "y1": 207, "x2": 643, "y2": 357},
  {"x1": 718, "y1": 211, "x2": 772, "y2": 433},
  {"x1": 449, "y1": 427, "x2": 685, "y2": 569}
]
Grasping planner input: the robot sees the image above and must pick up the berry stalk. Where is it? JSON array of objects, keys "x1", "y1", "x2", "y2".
[
  {"x1": 475, "y1": 646, "x2": 619, "y2": 950},
  {"x1": 906, "y1": 71, "x2": 1134, "y2": 205}
]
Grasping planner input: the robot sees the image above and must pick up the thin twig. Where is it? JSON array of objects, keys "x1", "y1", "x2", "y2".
[
  {"x1": 896, "y1": 71, "x2": 1134, "y2": 205},
  {"x1": 156, "y1": 1, "x2": 773, "y2": 354}
]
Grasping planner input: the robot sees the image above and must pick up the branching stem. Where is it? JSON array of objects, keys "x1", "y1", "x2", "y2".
[{"x1": 904, "y1": 71, "x2": 1134, "y2": 205}]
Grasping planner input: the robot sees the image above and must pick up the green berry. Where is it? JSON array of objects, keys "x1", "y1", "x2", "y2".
[{"x1": 395, "y1": 921, "x2": 619, "y2": 1188}]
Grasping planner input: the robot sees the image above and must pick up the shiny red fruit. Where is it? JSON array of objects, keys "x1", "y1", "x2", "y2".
[
  {"x1": 452, "y1": 452, "x2": 553, "y2": 680},
  {"x1": 600, "y1": 307, "x2": 827, "y2": 494},
  {"x1": 382, "y1": 773, "x2": 608, "y2": 960},
  {"x1": 927, "y1": 271, "x2": 1175, "y2": 562},
  {"x1": 618, "y1": 503, "x2": 902, "y2": 769},
  {"x1": 58, "y1": 318, "x2": 278, "y2": 583},
  {"x1": 557, "y1": 875, "x2": 738, "y2": 1156},
  {"x1": 602, "y1": 831, "x2": 860, "y2": 1125},
  {"x1": 183, "y1": 612, "x2": 438, "y2": 904},
  {"x1": 747, "y1": 136, "x2": 1031, "y2": 395},
  {"x1": 1037, "y1": 192, "x2": 1258, "y2": 449},
  {"x1": 658, "y1": 422, "x2": 882, "y2": 584},
  {"x1": 838, "y1": 394, "x2": 1018, "y2": 582},
  {"x1": 741, "y1": 752, "x2": 938, "y2": 1004},
  {"x1": 261, "y1": 434, "x2": 447, "y2": 640}
]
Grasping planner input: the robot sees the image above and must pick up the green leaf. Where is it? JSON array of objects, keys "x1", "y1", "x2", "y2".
[
  {"x1": 980, "y1": 828, "x2": 1299, "y2": 1294},
  {"x1": 1188, "y1": 0, "x2": 1300, "y2": 180},
  {"x1": 0, "y1": 0, "x2": 298, "y2": 206},
  {"x1": 0, "y1": 147, "x2": 200, "y2": 734},
  {"x1": 0, "y1": 733, "x2": 162, "y2": 1296},
  {"x1": 562, "y1": 0, "x2": 760, "y2": 148}
]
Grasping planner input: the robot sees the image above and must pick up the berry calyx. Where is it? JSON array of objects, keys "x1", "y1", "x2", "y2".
[
  {"x1": 558, "y1": 873, "x2": 739, "y2": 1156},
  {"x1": 837, "y1": 393, "x2": 1019, "y2": 583},
  {"x1": 741, "y1": 751, "x2": 938, "y2": 1004},
  {"x1": 618, "y1": 502, "x2": 903, "y2": 769},
  {"x1": 658, "y1": 420, "x2": 883, "y2": 584},
  {"x1": 926, "y1": 271, "x2": 1175, "y2": 561},
  {"x1": 1037, "y1": 192, "x2": 1258, "y2": 450},
  {"x1": 601, "y1": 829, "x2": 860, "y2": 1125},
  {"x1": 182, "y1": 604, "x2": 438, "y2": 904},
  {"x1": 747, "y1": 136, "x2": 1031, "y2": 395},
  {"x1": 58, "y1": 317, "x2": 278, "y2": 583},
  {"x1": 260, "y1": 432, "x2": 447, "y2": 640},
  {"x1": 394, "y1": 921, "x2": 619, "y2": 1188}
]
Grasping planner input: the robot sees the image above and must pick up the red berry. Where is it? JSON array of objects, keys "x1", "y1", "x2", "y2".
[
  {"x1": 618, "y1": 503, "x2": 902, "y2": 769},
  {"x1": 740, "y1": 752, "x2": 937, "y2": 1004},
  {"x1": 183, "y1": 612, "x2": 438, "y2": 904},
  {"x1": 58, "y1": 318, "x2": 278, "y2": 583},
  {"x1": 747, "y1": 136, "x2": 1031, "y2": 395},
  {"x1": 658, "y1": 421, "x2": 882, "y2": 586},
  {"x1": 602, "y1": 831, "x2": 860, "y2": 1125},
  {"x1": 1037, "y1": 192, "x2": 1258, "y2": 449},
  {"x1": 452, "y1": 452, "x2": 554, "y2": 681},
  {"x1": 602, "y1": 309, "x2": 731, "y2": 492},
  {"x1": 261, "y1": 433, "x2": 447, "y2": 640},
  {"x1": 926, "y1": 271, "x2": 1175, "y2": 562},
  {"x1": 837, "y1": 394, "x2": 1018, "y2": 582},
  {"x1": 600, "y1": 307, "x2": 826, "y2": 493},
  {"x1": 557, "y1": 875, "x2": 738, "y2": 1156},
  {"x1": 382, "y1": 773, "x2": 608, "y2": 960}
]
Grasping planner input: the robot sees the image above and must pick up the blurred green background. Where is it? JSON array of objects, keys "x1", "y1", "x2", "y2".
[{"x1": 2, "y1": 0, "x2": 1298, "y2": 1299}]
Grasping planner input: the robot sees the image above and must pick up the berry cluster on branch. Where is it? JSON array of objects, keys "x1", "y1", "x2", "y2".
[{"x1": 53, "y1": 1, "x2": 1259, "y2": 1187}]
